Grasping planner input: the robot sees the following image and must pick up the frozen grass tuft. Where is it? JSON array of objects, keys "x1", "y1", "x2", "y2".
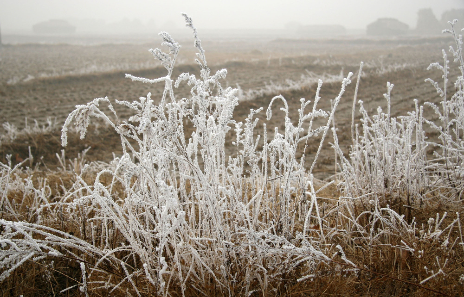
[{"x1": 1, "y1": 14, "x2": 464, "y2": 296}]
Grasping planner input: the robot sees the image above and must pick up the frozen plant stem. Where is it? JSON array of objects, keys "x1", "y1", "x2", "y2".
[
  {"x1": 351, "y1": 62, "x2": 363, "y2": 141},
  {"x1": 309, "y1": 72, "x2": 353, "y2": 175}
]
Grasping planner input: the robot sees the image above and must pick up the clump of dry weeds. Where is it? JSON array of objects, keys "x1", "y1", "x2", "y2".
[{"x1": 2, "y1": 15, "x2": 464, "y2": 297}]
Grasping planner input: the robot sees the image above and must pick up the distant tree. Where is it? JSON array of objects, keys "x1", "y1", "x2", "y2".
[
  {"x1": 33, "y1": 20, "x2": 76, "y2": 35},
  {"x1": 415, "y1": 8, "x2": 441, "y2": 35},
  {"x1": 366, "y1": 18, "x2": 409, "y2": 36},
  {"x1": 441, "y1": 9, "x2": 464, "y2": 29}
]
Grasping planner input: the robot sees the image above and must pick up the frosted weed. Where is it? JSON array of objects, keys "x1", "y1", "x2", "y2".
[{"x1": 1, "y1": 14, "x2": 464, "y2": 297}]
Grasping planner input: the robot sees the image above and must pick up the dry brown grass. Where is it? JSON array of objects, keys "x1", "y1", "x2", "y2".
[{"x1": 1, "y1": 142, "x2": 463, "y2": 296}]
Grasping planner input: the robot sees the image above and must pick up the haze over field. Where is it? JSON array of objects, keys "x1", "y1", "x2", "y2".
[{"x1": 1, "y1": 0, "x2": 463, "y2": 34}]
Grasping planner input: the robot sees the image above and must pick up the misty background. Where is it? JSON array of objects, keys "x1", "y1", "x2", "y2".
[{"x1": 0, "y1": 0, "x2": 463, "y2": 43}]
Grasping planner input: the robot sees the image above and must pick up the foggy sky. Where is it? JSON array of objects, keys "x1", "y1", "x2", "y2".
[{"x1": 1, "y1": 0, "x2": 463, "y2": 33}]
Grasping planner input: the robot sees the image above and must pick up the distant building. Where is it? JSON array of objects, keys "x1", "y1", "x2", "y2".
[
  {"x1": 367, "y1": 18, "x2": 409, "y2": 36},
  {"x1": 298, "y1": 25, "x2": 346, "y2": 37},
  {"x1": 33, "y1": 20, "x2": 76, "y2": 35}
]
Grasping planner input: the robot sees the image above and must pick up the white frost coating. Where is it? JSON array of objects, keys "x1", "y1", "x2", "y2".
[
  {"x1": 158, "y1": 257, "x2": 168, "y2": 294},
  {"x1": 0, "y1": 252, "x2": 35, "y2": 282},
  {"x1": 79, "y1": 262, "x2": 89, "y2": 297},
  {"x1": 420, "y1": 258, "x2": 448, "y2": 285},
  {"x1": 125, "y1": 74, "x2": 168, "y2": 84},
  {"x1": 297, "y1": 274, "x2": 315, "y2": 282},
  {"x1": 336, "y1": 245, "x2": 356, "y2": 268}
]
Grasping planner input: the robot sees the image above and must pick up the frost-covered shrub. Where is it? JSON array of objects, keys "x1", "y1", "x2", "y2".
[
  {"x1": 326, "y1": 21, "x2": 464, "y2": 292},
  {"x1": 336, "y1": 83, "x2": 429, "y2": 220},
  {"x1": 423, "y1": 20, "x2": 464, "y2": 198},
  {"x1": 1, "y1": 14, "x2": 352, "y2": 295},
  {"x1": 336, "y1": 20, "x2": 464, "y2": 211}
]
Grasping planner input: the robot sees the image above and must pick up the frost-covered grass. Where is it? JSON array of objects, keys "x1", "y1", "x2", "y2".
[
  {"x1": 1, "y1": 15, "x2": 464, "y2": 296},
  {"x1": 236, "y1": 69, "x2": 347, "y2": 101}
]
